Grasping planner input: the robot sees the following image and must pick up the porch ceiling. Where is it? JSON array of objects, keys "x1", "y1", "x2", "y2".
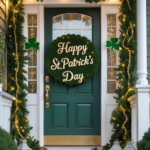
[{"x1": 23, "y1": 0, "x2": 121, "y2": 5}]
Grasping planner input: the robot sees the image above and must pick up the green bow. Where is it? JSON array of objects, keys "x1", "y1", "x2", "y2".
[
  {"x1": 25, "y1": 38, "x2": 40, "y2": 54},
  {"x1": 106, "y1": 38, "x2": 120, "y2": 54}
]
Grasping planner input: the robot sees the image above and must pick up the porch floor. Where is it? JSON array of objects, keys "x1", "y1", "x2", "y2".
[{"x1": 45, "y1": 146, "x2": 102, "y2": 150}]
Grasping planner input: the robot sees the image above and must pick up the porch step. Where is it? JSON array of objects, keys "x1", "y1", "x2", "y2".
[{"x1": 45, "y1": 146, "x2": 102, "y2": 150}]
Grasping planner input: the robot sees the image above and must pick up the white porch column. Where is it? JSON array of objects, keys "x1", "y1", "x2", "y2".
[
  {"x1": 135, "y1": 86, "x2": 150, "y2": 141},
  {"x1": 135, "y1": 0, "x2": 150, "y2": 142},
  {"x1": 0, "y1": 90, "x2": 14, "y2": 133},
  {"x1": 128, "y1": 95, "x2": 137, "y2": 147},
  {"x1": 136, "y1": 0, "x2": 148, "y2": 85},
  {"x1": 0, "y1": 83, "x2": 2, "y2": 127}
]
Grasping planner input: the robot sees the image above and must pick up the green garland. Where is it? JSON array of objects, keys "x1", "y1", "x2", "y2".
[
  {"x1": 102, "y1": 0, "x2": 137, "y2": 149},
  {"x1": 6, "y1": 0, "x2": 136, "y2": 149},
  {"x1": 46, "y1": 34, "x2": 99, "y2": 86},
  {"x1": 7, "y1": 0, "x2": 46, "y2": 149}
]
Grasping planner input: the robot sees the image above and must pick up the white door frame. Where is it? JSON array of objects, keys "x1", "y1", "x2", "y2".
[{"x1": 23, "y1": 1, "x2": 120, "y2": 146}]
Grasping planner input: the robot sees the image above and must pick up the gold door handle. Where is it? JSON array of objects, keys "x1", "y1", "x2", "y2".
[{"x1": 45, "y1": 85, "x2": 50, "y2": 108}]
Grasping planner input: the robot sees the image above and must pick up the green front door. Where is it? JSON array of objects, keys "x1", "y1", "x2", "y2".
[{"x1": 44, "y1": 8, "x2": 101, "y2": 146}]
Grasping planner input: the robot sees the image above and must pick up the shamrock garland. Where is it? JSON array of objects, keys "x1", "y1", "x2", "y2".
[
  {"x1": 106, "y1": 38, "x2": 120, "y2": 54},
  {"x1": 25, "y1": 38, "x2": 40, "y2": 54}
]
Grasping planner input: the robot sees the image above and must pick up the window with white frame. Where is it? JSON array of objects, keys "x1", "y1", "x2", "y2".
[
  {"x1": 27, "y1": 14, "x2": 37, "y2": 93},
  {"x1": 52, "y1": 13, "x2": 92, "y2": 41},
  {"x1": 107, "y1": 14, "x2": 117, "y2": 93}
]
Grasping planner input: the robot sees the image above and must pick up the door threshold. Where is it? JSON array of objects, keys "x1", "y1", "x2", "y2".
[
  {"x1": 44, "y1": 136, "x2": 101, "y2": 145},
  {"x1": 45, "y1": 146, "x2": 102, "y2": 150}
]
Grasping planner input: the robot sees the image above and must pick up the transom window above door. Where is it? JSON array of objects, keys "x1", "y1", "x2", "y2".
[{"x1": 52, "y1": 13, "x2": 92, "y2": 41}]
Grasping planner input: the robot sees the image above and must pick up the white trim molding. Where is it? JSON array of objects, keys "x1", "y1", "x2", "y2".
[
  {"x1": 23, "y1": 0, "x2": 121, "y2": 5},
  {"x1": 129, "y1": 85, "x2": 150, "y2": 146},
  {"x1": 23, "y1": 2, "x2": 120, "y2": 147},
  {"x1": 135, "y1": 85, "x2": 150, "y2": 141},
  {"x1": 39, "y1": 5, "x2": 44, "y2": 146},
  {"x1": 0, "y1": 84, "x2": 15, "y2": 133},
  {"x1": 101, "y1": 5, "x2": 120, "y2": 146},
  {"x1": 128, "y1": 94, "x2": 137, "y2": 147}
]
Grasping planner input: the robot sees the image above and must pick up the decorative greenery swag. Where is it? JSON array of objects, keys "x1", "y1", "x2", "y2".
[{"x1": 6, "y1": 0, "x2": 136, "y2": 150}]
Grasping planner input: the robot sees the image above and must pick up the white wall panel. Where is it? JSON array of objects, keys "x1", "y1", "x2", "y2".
[
  {"x1": 30, "y1": 130, "x2": 38, "y2": 140},
  {"x1": 27, "y1": 106, "x2": 38, "y2": 139},
  {"x1": 105, "y1": 105, "x2": 117, "y2": 144},
  {"x1": 2, "y1": 105, "x2": 11, "y2": 132}
]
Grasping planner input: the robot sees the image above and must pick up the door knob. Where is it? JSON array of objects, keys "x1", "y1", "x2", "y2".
[{"x1": 45, "y1": 85, "x2": 50, "y2": 108}]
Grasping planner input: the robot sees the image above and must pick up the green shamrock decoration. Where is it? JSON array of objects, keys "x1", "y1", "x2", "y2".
[
  {"x1": 25, "y1": 38, "x2": 40, "y2": 54},
  {"x1": 106, "y1": 38, "x2": 120, "y2": 54}
]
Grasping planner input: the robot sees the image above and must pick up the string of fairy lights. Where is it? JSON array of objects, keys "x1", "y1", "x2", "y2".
[
  {"x1": 113, "y1": 0, "x2": 135, "y2": 143},
  {"x1": 12, "y1": 0, "x2": 25, "y2": 139},
  {"x1": 121, "y1": 19, "x2": 134, "y2": 139},
  {"x1": 126, "y1": 0, "x2": 131, "y2": 11},
  {"x1": 122, "y1": 21, "x2": 134, "y2": 89},
  {"x1": 8, "y1": 2, "x2": 44, "y2": 147}
]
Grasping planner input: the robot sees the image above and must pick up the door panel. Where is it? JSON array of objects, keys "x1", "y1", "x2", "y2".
[
  {"x1": 77, "y1": 80, "x2": 93, "y2": 94},
  {"x1": 53, "y1": 80, "x2": 68, "y2": 95},
  {"x1": 76, "y1": 104, "x2": 92, "y2": 128},
  {"x1": 44, "y1": 8, "x2": 101, "y2": 145},
  {"x1": 52, "y1": 104, "x2": 68, "y2": 128}
]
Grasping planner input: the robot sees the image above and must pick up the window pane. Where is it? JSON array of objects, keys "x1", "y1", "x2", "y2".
[
  {"x1": 28, "y1": 15, "x2": 37, "y2": 26},
  {"x1": 53, "y1": 15, "x2": 62, "y2": 29},
  {"x1": 28, "y1": 81, "x2": 37, "y2": 93},
  {"x1": 28, "y1": 27, "x2": 37, "y2": 38},
  {"x1": 107, "y1": 68, "x2": 116, "y2": 79},
  {"x1": 63, "y1": 30, "x2": 81, "y2": 35},
  {"x1": 28, "y1": 51, "x2": 37, "y2": 66},
  {"x1": 28, "y1": 68, "x2": 37, "y2": 79},
  {"x1": 107, "y1": 14, "x2": 116, "y2": 26},
  {"x1": 107, "y1": 49, "x2": 116, "y2": 66},
  {"x1": 82, "y1": 15, "x2": 92, "y2": 29},
  {"x1": 53, "y1": 30, "x2": 62, "y2": 40},
  {"x1": 107, "y1": 27, "x2": 116, "y2": 40},
  {"x1": 83, "y1": 30, "x2": 92, "y2": 41},
  {"x1": 63, "y1": 14, "x2": 81, "y2": 29},
  {"x1": 107, "y1": 81, "x2": 116, "y2": 93}
]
